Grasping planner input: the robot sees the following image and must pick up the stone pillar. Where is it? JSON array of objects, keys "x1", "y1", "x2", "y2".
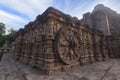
[
  {"x1": 14, "y1": 30, "x2": 23, "y2": 61},
  {"x1": 23, "y1": 43, "x2": 33, "y2": 64},
  {"x1": 29, "y1": 39, "x2": 38, "y2": 67},
  {"x1": 94, "y1": 33, "x2": 103, "y2": 61}
]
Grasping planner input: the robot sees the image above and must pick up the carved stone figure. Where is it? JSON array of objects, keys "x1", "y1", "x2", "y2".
[{"x1": 14, "y1": 7, "x2": 113, "y2": 75}]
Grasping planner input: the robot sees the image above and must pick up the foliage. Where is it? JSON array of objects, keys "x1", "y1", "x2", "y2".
[
  {"x1": 0, "y1": 35, "x2": 6, "y2": 48},
  {"x1": 6, "y1": 28, "x2": 17, "y2": 44},
  {"x1": 0, "y1": 23, "x2": 5, "y2": 35},
  {"x1": 0, "y1": 22, "x2": 17, "y2": 48},
  {"x1": 0, "y1": 23, "x2": 6, "y2": 48}
]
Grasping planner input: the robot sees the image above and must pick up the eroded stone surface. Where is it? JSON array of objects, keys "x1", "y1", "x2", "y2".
[
  {"x1": 14, "y1": 6, "x2": 109, "y2": 75},
  {"x1": 0, "y1": 53, "x2": 120, "y2": 80}
]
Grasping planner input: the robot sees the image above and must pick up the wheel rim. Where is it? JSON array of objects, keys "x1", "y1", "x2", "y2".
[{"x1": 55, "y1": 26, "x2": 81, "y2": 64}]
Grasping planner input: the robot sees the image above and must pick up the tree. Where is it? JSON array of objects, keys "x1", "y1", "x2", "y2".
[
  {"x1": 0, "y1": 22, "x2": 17, "y2": 48},
  {"x1": 0, "y1": 35, "x2": 6, "y2": 48},
  {"x1": 0, "y1": 23, "x2": 5, "y2": 35},
  {"x1": 6, "y1": 28, "x2": 17, "y2": 44},
  {"x1": 0, "y1": 23, "x2": 6, "y2": 48}
]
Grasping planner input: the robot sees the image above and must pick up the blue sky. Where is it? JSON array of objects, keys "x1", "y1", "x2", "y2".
[{"x1": 0, "y1": 0, "x2": 120, "y2": 32}]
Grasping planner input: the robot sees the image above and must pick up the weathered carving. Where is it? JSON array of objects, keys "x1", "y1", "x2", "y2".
[
  {"x1": 14, "y1": 7, "x2": 110, "y2": 75},
  {"x1": 83, "y1": 4, "x2": 120, "y2": 36},
  {"x1": 55, "y1": 26, "x2": 81, "y2": 64}
]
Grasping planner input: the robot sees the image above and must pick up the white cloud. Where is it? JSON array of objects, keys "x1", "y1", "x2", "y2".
[
  {"x1": 0, "y1": 10, "x2": 27, "y2": 23},
  {"x1": 0, "y1": 0, "x2": 53, "y2": 19},
  {"x1": 0, "y1": 0, "x2": 35, "y2": 19},
  {"x1": 0, "y1": 0, "x2": 53, "y2": 32},
  {"x1": 24, "y1": 0, "x2": 53, "y2": 11},
  {"x1": 64, "y1": 0, "x2": 120, "y2": 19},
  {"x1": 0, "y1": 9, "x2": 28, "y2": 32},
  {"x1": 101, "y1": 0, "x2": 120, "y2": 13},
  {"x1": 0, "y1": 0, "x2": 120, "y2": 32},
  {"x1": 62, "y1": 0, "x2": 98, "y2": 19}
]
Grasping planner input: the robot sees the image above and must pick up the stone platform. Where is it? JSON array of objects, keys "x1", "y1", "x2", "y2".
[{"x1": 0, "y1": 53, "x2": 120, "y2": 80}]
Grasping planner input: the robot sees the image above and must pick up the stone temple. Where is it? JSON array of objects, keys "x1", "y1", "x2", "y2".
[
  {"x1": 14, "y1": 4, "x2": 120, "y2": 75},
  {"x1": 82, "y1": 4, "x2": 120, "y2": 58}
]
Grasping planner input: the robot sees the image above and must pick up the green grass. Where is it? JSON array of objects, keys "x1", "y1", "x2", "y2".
[{"x1": 0, "y1": 48, "x2": 14, "y2": 53}]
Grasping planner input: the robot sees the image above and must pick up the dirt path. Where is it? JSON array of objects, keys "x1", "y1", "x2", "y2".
[
  {"x1": 0, "y1": 53, "x2": 120, "y2": 80},
  {"x1": 0, "y1": 53, "x2": 27, "y2": 80}
]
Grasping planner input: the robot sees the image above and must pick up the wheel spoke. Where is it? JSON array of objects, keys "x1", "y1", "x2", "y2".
[
  {"x1": 70, "y1": 49, "x2": 74, "y2": 60},
  {"x1": 59, "y1": 38, "x2": 68, "y2": 47},
  {"x1": 73, "y1": 49, "x2": 80, "y2": 57},
  {"x1": 62, "y1": 29, "x2": 70, "y2": 42},
  {"x1": 60, "y1": 43, "x2": 68, "y2": 47},
  {"x1": 56, "y1": 26, "x2": 81, "y2": 64},
  {"x1": 63, "y1": 34, "x2": 70, "y2": 42},
  {"x1": 62, "y1": 48, "x2": 69, "y2": 59}
]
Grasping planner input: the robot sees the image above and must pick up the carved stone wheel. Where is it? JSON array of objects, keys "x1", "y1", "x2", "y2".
[{"x1": 55, "y1": 26, "x2": 81, "y2": 64}]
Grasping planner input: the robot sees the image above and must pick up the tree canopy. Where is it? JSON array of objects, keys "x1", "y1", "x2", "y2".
[
  {"x1": 0, "y1": 23, "x2": 5, "y2": 35},
  {"x1": 6, "y1": 28, "x2": 17, "y2": 44},
  {"x1": 0, "y1": 22, "x2": 17, "y2": 48}
]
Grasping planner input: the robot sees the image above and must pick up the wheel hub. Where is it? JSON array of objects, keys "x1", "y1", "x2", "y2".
[
  {"x1": 55, "y1": 26, "x2": 81, "y2": 64},
  {"x1": 69, "y1": 41, "x2": 76, "y2": 49}
]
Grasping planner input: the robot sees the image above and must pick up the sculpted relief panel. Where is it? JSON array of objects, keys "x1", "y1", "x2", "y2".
[{"x1": 14, "y1": 7, "x2": 110, "y2": 75}]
